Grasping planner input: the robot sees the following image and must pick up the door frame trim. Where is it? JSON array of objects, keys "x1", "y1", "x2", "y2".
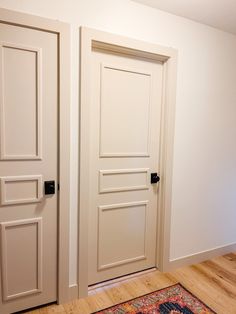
[
  {"x1": 79, "y1": 27, "x2": 178, "y2": 297},
  {"x1": 0, "y1": 8, "x2": 71, "y2": 304}
]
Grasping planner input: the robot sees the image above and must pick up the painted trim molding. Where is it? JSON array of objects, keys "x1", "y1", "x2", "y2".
[
  {"x1": 0, "y1": 42, "x2": 42, "y2": 161},
  {"x1": 99, "y1": 168, "x2": 149, "y2": 193},
  {"x1": 0, "y1": 218, "x2": 43, "y2": 301},
  {"x1": 165, "y1": 242, "x2": 236, "y2": 271},
  {"x1": 68, "y1": 284, "x2": 79, "y2": 301},
  {"x1": 0, "y1": 175, "x2": 43, "y2": 206}
]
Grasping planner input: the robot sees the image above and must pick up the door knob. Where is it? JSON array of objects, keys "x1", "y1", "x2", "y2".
[
  {"x1": 44, "y1": 181, "x2": 55, "y2": 195},
  {"x1": 151, "y1": 173, "x2": 160, "y2": 184}
]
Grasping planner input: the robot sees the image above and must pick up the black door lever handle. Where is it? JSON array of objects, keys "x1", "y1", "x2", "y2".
[
  {"x1": 151, "y1": 173, "x2": 160, "y2": 184},
  {"x1": 44, "y1": 181, "x2": 55, "y2": 195}
]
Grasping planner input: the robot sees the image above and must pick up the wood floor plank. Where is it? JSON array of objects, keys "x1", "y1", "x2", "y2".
[
  {"x1": 170, "y1": 263, "x2": 236, "y2": 314},
  {"x1": 213, "y1": 255, "x2": 236, "y2": 274},
  {"x1": 24, "y1": 253, "x2": 236, "y2": 314}
]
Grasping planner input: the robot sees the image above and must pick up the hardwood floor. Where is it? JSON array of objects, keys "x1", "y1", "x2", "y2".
[{"x1": 26, "y1": 253, "x2": 236, "y2": 314}]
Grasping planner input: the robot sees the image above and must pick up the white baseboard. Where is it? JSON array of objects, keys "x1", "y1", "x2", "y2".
[
  {"x1": 165, "y1": 242, "x2": 236, "y2": 271},
  {"x1": 68, "y1": 243, "x2": 236, "y2": 300},
  {"x1": 69, "y1": 284, "x2": 79, "y2": 301}
]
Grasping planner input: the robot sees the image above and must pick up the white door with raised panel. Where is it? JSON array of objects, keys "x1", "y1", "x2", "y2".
[
  {"x1": 0, "y1": 22, "x2": 58, "y2": 313},
  {"x1": 88, "y1": 48, "x2": 163, "y2": 285}
]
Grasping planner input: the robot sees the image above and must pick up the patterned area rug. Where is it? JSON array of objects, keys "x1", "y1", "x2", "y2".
[{"x1": 93, "y1": 284, "x2": 216, "y2": 314}]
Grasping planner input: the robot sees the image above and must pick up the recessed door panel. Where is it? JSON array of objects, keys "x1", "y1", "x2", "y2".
[
  {"x1": 98, "y1": 201, "x2": 148, "y2": 270},
  {"x1": 0, "y1": 43, "x2": 42, "y2": 160},
  {"x1": 99, "y1": 169, "x2": 149, "y2": 193},
  {"x1": 0, "y1": 175, "x2": 43, "y2": 205},
  {"x1": 0, "y1": 218, "x2": 42, "y2": 301},
  {"x1": 100, "y1": 64, "x2": 151, "y2": 157}
]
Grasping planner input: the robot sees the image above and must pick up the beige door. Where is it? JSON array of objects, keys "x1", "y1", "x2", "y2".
[
  {"x1": 0, "y1": 22, "x2": 58, "y2": 313},
  {"x1": 88, "y1": 48, "x2": 163, "y2": 285}
]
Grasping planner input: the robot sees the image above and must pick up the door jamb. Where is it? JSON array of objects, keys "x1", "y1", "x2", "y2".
[
  {"x1": 0, "y1": 8, "x2": 71, "y2": 304},
  {"x1": 79, "y1": 27, "x2": 178, "y2": 297}
]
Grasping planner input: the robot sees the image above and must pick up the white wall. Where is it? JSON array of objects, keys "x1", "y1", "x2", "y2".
[{"x1": 0, "y1": 0, "x2": 236, "y2": 285}]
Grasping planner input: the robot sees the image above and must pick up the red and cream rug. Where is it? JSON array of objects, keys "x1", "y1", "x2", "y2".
[{"x1": 93, "y1": 284, "x2": 216, "y2": 314}]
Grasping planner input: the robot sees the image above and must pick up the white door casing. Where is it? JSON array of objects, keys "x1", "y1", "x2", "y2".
[
  {"x1": 79, "y1": 27, "x2": 177, "y2": 296},
  {"x1": 88, "y1": 51, "x2": 163, "y2": 284},
  {"x1": 0, "y1": 9, "x2": 70, "y2": 313}
]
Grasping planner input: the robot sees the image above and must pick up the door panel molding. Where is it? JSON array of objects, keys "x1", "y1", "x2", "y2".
[
  {"x1": 99, "y1": 168, "x2": 149, "y2": 193},
  {"x1": 0, "y1": 175, "x2": 43, "y2": 205},
  {"x1": 0, "y1": 218, "x2": 42, "y2": 301},
  {"x1": 79, "y1": 27, "x2": 177, "y2": 296},
  {"x1": 0, "y1": 42, "x2": 42, "y2": 161},
  {"x1": 98, "y1": 201, "x2": 148, "y2": 270},
  {"x1": 99, "y1": 62, "x2": 152, "y2": 158},
  {"x1": 0, "y1": 8, "x2": 70, "y2": 307}
]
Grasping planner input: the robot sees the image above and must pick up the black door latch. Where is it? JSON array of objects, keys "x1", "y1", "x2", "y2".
[
  {"x1": 44, "y1": 181, "x2": 55, "y2": 195},
  {"x1": 151, "y1": 173, "x2": 160, "y2": 184}
]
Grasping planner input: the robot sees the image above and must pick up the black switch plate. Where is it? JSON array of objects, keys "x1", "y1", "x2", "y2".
[{"x1": 44, "y1": 181, "x2": 55, "y2": 195}]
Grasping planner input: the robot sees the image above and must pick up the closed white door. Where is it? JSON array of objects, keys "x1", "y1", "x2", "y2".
[
  {"x1": 88, "y1": 48, "x2": 163, "y2": 285},
  {"x1": 0, "y1": 22, "x2": 58, "y2": 313}
]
